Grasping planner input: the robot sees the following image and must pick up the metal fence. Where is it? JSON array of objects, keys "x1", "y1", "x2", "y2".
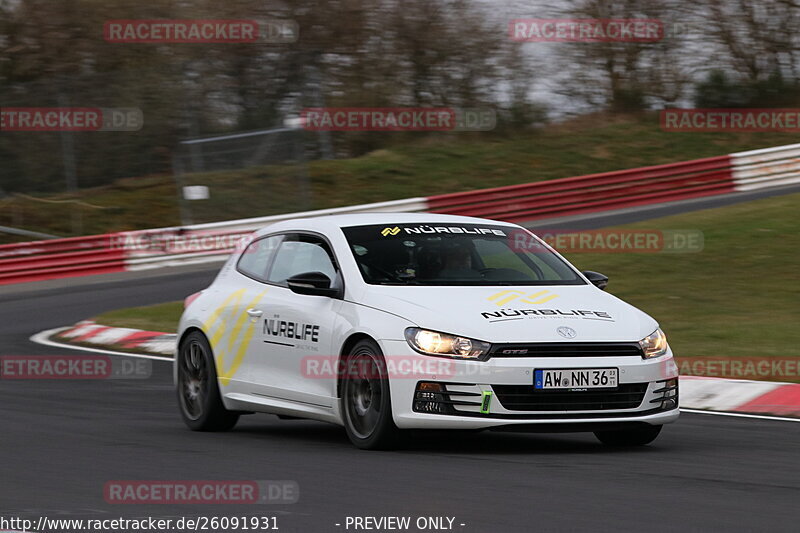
[
  {"x1": 172, "y1": 125, "x2": 313, "y2": 225},
  {"x1": 1, "y1": 74, "x2": 316, "y2": 238}
]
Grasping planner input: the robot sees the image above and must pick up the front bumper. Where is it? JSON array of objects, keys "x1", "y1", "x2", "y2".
[{"x1": 380, "y1": 340, "x2": 680, "y2": 430}]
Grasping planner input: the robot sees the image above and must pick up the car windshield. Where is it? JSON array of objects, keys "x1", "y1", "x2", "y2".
[{"x1": 341, "y1": 223, "x2": 585, "y2": 286}]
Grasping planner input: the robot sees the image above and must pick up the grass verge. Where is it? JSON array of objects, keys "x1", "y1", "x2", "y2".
[
  {"x1": 92, "y1": 301, "x2": 183, "y2": 333},
  {"x1": 564, "y1": 192, "x2": 800, "y2": 366}
]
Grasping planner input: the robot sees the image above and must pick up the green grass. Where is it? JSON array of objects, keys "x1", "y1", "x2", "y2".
[
  {"x1": 92, "y1": 300, "x2": 184, "y2": 333},
  {"x1": 563, "y1": 192, "x2": 800, "y2": 362},
  {"x1": 90, "y1": 192, "x2": 800, "y2": 381},
  {"x1": 5, "y1": 111, "x2": 800, "y2": 241}
]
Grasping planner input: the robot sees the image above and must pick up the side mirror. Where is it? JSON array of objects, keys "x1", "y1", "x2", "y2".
[
  {"x1": 286, "y1": 271, "x2": 341, "y2": 298},
  {"x1": 582, "y1": 270, "x2": 608, "y2": 290}
]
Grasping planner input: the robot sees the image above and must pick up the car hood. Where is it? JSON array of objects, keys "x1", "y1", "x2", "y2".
[{"x1": 357, "y1": 284, "x2": 658, "y2": 343}]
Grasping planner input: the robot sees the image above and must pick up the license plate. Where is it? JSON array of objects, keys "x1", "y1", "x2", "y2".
[{"x1": 534, "y1": 368, "x2": 618, "y2": 390}]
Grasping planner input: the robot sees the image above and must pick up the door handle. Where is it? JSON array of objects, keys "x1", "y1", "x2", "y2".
[{"x1": 246, "y1": 308, "x2": 263, "y2": 318}]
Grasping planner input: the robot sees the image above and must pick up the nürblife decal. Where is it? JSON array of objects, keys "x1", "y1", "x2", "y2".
[
  {"x1": 263, "y1": 314, "x2": 321, "y2": 352},
  {"x1": 481, "y1": 307, "x2": 614, "y2": 322},
  {"x1": 380, "y1": 225, "x2": 507, "y2": 237},
  {"x1": 483, "y1": 290, "x2": 613, "y2": 322}
]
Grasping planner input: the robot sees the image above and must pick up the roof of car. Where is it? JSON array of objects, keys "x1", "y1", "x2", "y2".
[{"x1": 252, "y1": 212, "x2": 519, "y2": 236}]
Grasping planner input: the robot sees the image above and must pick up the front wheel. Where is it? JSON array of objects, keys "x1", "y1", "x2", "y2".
[
  {"x1": 340, "y1": 339, "x2": 401, "y2": 450},
  {"x1": 177, "y1": 331, "x2": 239, "y2": 431},
  {"x1": 594, "y1": 425, "x2": 662, "y2": 446}
]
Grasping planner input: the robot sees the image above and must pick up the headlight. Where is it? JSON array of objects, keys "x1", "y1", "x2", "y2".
[
  {"x1": 639, "y1": 328, "x2": 668, "y2": 359},
  {"x1": 404, "y1": 328, "x2": 490, "y2": 360}
]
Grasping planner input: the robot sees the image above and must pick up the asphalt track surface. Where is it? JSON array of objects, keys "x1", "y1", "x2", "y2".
[{"x1": 2, "y1": 188, "x2": 800, "y2": 532}]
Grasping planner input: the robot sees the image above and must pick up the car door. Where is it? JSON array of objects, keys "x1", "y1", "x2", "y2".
[
  {"x1": 247, "y1": 232, "x2": 343, "y2": 407},
  {"x1": 205, "y1": 235, "x2": 283, "y2": 394}
]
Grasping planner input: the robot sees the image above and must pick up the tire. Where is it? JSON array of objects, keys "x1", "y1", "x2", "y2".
[
  {"x1": 594, "y1": 425, "x2": 662, "y2": 446},
  {"x1": 176, "y1": 330, "x2": 240, "y2": 431},
  {"x1": 340, "y1": 339, "x2": 401, "y2": 450}
]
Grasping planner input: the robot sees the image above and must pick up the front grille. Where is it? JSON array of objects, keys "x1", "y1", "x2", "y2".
[
  {"x1": 489, "y1": 342, "x2": 643, "y2": 358},
  {"x1": 492, "y1": 383, "x2": 648, "y2": 411}
]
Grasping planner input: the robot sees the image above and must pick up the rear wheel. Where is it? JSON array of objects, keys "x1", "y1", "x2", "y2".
[
  {"x1": 177, "y1": 331, "x2": 239, "y2": 431},
  {"x1": 594, "y1": 425, "x2": 662, "y2": 446},
  {"x1": 340, "y1": 339, "x2": 401, "y2": 450}
]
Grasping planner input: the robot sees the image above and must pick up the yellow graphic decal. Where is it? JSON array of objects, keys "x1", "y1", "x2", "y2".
[
  {"x1": 520, "y1": 290, "x2": 558, "y2": 305},
  {"x1": 487, "y1": 289, "x2": 558, "y2": 306},
  {"x1": 381, "y1": 226, "x2": 401, "y2": 236},
  {"x1": 203, "y1": 288, "x2": 269, "y2": 386}
]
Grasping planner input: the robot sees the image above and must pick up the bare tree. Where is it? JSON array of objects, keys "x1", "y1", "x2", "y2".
[{"x1": 551, "y1": 0, "x2": 701, "y2": 111}]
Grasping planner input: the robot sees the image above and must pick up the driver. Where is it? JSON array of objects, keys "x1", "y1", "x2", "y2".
[{"x1": 438, "y1": 242, "x2": 481, "y2": 280}]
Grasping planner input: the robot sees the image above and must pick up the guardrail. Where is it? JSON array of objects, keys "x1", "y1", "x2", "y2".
[
  {"x1": 1, "y1": 142, "x2": 799, "y2": 286},
  {"x1": 427, "y1": 155, "x2": 735, "y2": 222},
  {"x1": 0, "y1": 198, "x2": 427, "y2": 285},
  {"x1": 0, "y1": 234, "x2": 126, "y2": 284},
  {"x1": 730, "y1": 143, "x2": 800, "y2": 191}
]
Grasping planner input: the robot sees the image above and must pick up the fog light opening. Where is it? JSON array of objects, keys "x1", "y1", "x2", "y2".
[
  {"x1": 414, "y1": 382, "x2": 447, "y2": 414},
  {"x1": 655, "y1": 378, "x2": 679, "y2": 411},
  {"x1": 661, "y1": 398, "x2": 678, "y2": 410}
]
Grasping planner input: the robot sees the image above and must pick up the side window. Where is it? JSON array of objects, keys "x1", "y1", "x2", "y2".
[
  {"x1": 267, "y1": 235, "x2": 338, "y2": 285},
  {"x1": 237, "y1": 235, "x2": 282, "y2": 281}
]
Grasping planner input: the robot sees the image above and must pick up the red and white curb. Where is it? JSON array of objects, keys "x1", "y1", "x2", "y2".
[
  {"x1": 681, "y1": 376, "x2": 800, "y2": 417},
  {"x1": 54, "y1": 320, "x2": 175, "y2": 356},
  {"x1": 33, "y1": 324, "x2": 800, "y2": 420}
]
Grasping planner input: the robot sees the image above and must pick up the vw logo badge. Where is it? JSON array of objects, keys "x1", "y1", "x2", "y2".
[{"x1": 557, "y1": 326, "x2": 577, "y2": 339}]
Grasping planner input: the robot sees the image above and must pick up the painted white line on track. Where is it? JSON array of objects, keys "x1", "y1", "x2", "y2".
[
  {"x1": 681, "y1": 408, "x2": 800, "y2": 423},
  {"x1": 29, "y1": 327, "x2": 173, "y2": 362}
]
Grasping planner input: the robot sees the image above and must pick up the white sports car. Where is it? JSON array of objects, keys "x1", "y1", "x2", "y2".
[{"x1": 175, "y1": 213, "x2": 679, "y2": 449}]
